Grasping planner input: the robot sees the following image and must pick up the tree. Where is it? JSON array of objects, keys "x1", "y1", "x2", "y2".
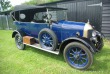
[
  {"x1": 24, "y1": 0, "x2": 37, "y2": 5},
  {"x1": 23, "y1": 0, "x2": 60, "y2": 5},
  {"x1": 0, "y1": 0, "x2": 12, "y2": 11}
]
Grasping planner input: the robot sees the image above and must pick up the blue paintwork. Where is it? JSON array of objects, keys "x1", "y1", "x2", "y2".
[
  {"x1": 66, "y1": 47, "x2": 88, "y2": 68},
  {"x1": 14, "y1": 22, "x2": 49, "y2": 37},
  {"x1": 52, "y1": 20, "x2": 85, "y2": 42},
  {"x1": 14, "y1": 20, "x2": 85, "y2": 42}
]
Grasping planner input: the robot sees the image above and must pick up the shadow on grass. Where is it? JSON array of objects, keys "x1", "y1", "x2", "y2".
[
  {"x1": 25, "y1": 46, "x2": 65, "y2": 62},
  {"x1": 88, "y1": 47, "x2": 110, "y2": 71},
  {"x1": 25, "y1": 46, "x2": 110, "y2": 71}
]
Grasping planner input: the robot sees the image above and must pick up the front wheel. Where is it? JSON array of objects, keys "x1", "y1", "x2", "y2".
[
  {"x1": 63, "y1": 42, "x2": 93, "y2": 70},
  {"x1": 15, "y1": 34, "x2": 25, "y2": 50}
]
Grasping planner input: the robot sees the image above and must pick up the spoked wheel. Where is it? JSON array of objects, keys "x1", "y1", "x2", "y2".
[
  {"x1": 15, "y1": 34, "x2": 25, "y2": 50},
  {"x1": 64, "y1": 42, "x2": 93, "y2": 70},
  {"x1": 38, "y1": 28, "x2": 58, "y2": 51},
  {"x1": 40, "y1": 33, "x2": 53, "y2": 48}
]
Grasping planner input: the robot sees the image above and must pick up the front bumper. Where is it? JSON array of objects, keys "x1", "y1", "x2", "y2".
[{"x1": 90, "y1": 32, "x2": 104, "y2": 52}]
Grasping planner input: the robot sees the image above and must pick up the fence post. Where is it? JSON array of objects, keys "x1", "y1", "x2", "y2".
[{"x1": 6, "y1": 15, "x2": 9, "y2": 30}]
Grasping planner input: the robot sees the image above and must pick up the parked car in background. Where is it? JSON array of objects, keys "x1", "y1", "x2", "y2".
[{"x1": 11, "y1": 5, "x2": 104, "y2": 70}]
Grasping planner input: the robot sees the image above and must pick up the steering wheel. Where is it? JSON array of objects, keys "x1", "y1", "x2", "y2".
[
  {"x1": 48, "y1": 14, "x2": 52, "y2": 20},
  {"x1": 42, "y1": 14, "x2": 52, "y2": 22}
]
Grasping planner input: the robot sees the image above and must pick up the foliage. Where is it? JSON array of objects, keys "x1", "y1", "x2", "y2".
[
  {"x1": 23, "y1": 0, "x2": 37, "y2": 5},
  {"x1": 23, "y1": 0, "x2": 60, "y2": 5},
  {"x1": 0, "y1": 0, "x2": 12, "y2": 11},
  {"x1": 10, "y1": 6, "x2": 14, "y2": 10},
  {"x1": 0, "y1": 30, "x2": 110, "y2": 74}
]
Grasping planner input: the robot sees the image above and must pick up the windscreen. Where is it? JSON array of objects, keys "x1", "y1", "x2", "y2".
[
  {"x1": 48, "y1": 10, "x2": 67, "y2": 21},
  {"x1": 33, "y1": 10, "x2": 67, "y2": 21}
]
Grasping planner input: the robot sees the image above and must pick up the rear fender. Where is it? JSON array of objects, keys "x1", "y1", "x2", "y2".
[{"x1": 12, "y1": 30, "x2": 26, "y2": 38}]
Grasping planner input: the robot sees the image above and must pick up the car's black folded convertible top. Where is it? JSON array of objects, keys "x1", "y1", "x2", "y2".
[
  {"x1": 11, "y1": 5, "x2": 67, "y2": 13},
  {"x1": 11, "y1": 5, "x2": 67, "y2": 22}
]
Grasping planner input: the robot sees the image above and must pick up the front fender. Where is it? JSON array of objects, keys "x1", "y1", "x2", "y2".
[
  {"x1": 12, "y1": 30, "x2": 26, "y2": 38},
  {"x1": 59, "y1": 37, "x2": 96, "y2": 53}
]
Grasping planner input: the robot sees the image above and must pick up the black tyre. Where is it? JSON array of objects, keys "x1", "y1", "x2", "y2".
[
  {"x1": 63, "y1": 42, "x2": 93, "y2": 70},
  {"x1": 38, "y1": 28, "x2": 58, "y2": 51},
  {"x1": 15, "y1": 34, "x2": 25, "y2": 50}
]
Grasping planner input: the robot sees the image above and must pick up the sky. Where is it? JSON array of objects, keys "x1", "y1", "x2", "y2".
[{"x1": 9, "y1": 0, "x2": 30, "y2": 6}]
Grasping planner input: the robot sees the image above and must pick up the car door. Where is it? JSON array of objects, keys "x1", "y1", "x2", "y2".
[{"x1": 29, "y1": 22, "x2": 49, "y2": 38}]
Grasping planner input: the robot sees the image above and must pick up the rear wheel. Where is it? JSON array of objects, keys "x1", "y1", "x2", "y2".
[
  {"x1": 63, "y1": 42, "x2": 93, "y2": 70},
  {"x1": 38, "y1": 28, "x2": 58, "y2": 51},
  {"x1": 15, "y1": 34, "x2": 25, "y2": 50}
]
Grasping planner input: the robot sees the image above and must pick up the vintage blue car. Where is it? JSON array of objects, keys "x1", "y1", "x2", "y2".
[{"x1": 11, "y1": 5, "x2": 103, "y2": 70}]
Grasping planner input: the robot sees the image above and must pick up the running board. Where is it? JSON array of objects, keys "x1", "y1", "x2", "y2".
[{"x1": 24, "y1": 43, "x2": 59, "y2": 55}]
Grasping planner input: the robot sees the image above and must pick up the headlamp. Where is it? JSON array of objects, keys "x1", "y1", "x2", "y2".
[{"x1": 92, "y1": 31, "x2": 97, "y2": 37}]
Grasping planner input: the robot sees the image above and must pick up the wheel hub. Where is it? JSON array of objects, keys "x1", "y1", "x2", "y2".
[
  {"x1": 67, "y1": 47, "x2": 89, "y2": 68},
  {"x1": 41, "y1": 33, "x2": 53, "y2": 47},
  {"x1": 18, "y1": 37, "x2": 22, "y2": 44},
  {"x1": 44, "y1": 37, "x2": 50, "y2": 44},
  {"x1": 15, "y1": 34, "x2": 25, "y2": 50},
  {"x1": 74, "y1": 53, "x2": 80, "y2": 60}
]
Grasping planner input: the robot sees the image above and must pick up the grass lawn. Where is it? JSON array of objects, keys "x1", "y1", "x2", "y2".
[{"x1": 0, "y1": 30, "x2": 110, "y2": 74}]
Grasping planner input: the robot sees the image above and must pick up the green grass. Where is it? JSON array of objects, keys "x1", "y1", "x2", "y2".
[{"x1": 0, "y1": 30, "x2": 110, "y2": 74}]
